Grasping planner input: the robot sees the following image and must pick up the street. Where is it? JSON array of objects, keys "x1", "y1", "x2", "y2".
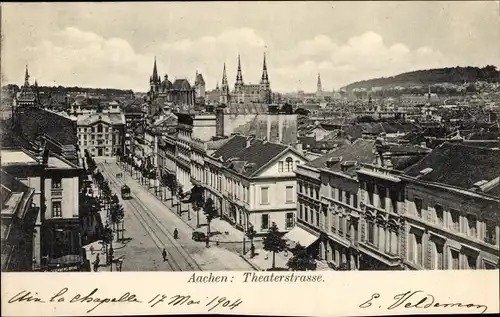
[{"x1": 98, "y1": 162, "x2": 256, "y2": 271}]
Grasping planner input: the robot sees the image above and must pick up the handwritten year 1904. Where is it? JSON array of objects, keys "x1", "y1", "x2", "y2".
[{"x1": 148, "y1": 293, "x2": 242, "y2": 312}]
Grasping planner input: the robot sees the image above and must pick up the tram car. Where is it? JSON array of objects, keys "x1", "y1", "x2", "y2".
[{"x1": 121, "y1": 184, "x2": 131, "y2": 200}]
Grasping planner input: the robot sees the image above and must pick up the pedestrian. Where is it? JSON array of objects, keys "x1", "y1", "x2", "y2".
[
  {"x1": 250, "y1": 244, "x2": 255, "y2": 258},
  {"x1": 264, "y1": 251, "x2": 269, "y2": 260},
  {"x1": 90, "y1": 245, "x2": 95, "y2": 255},
  {"x1": 162, "y1": 248, "x2": 167, "y2": 262},
  {"x1": 94, "y1": 254, "x2": 100, "y2": 272}
]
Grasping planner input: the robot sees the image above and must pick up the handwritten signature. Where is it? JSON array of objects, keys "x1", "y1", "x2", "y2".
[
  {"x1": 7, "y1": 288, "x2": 242, "y2": 314},
  {"x1": 359, "y1": 290, "x2": 488, "y2": 314}
]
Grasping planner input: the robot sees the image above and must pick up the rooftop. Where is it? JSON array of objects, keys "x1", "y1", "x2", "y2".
[
  {"x1": 77, "y1": 112, "x2": 126, "y2": 126},
  {"x1": 0, "y1": 149, "x2": 38, "y2": 166},
  {"x1": 404, "y1": 142, "x2": 500, "y2": 192},
  {"x1": 210, "y1": 135, "x2": 292, "y2": 177}
]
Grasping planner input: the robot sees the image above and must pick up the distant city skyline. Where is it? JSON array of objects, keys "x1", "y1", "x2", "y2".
[{"x1": 2, "y1": 2, "x2": 499, "y2": 93}]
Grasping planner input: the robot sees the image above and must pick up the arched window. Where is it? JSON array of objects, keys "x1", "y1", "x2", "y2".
[
  {"x1": 286, "y1": 157, "x2": 293, "y2": 172},
  {"x1": 97, "y1": 124, "x2": 103, "y2": 133}
]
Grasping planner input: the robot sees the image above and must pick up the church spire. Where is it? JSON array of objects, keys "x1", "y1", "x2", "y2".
[
  {"x1": 222, "y1": 63, "x2": 228, "y2": 87},
  {"x1": 317, "y1": 73, "x2": 322, "y2": 93},
  {"x1": 260, "y1": 52, "x2": 269, "y2": 85},
  {"x1": 24, "y1": 64, "x2": 30, "y2": 86},
  {"x1": 152, "y1": 57, "x2": 159, "y2": 82},
  {"x1": 235, "y1": 54, "x2": 244, "y2": 85}
]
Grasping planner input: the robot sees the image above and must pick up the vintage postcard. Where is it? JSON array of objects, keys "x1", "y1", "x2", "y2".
[{"x1": 1, "y1": 1, "x2": 499, "y2": 316}]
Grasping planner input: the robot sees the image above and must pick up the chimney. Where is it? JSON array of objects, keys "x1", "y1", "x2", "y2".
[
  {"x1": 246, "y1": 136, "x2": 253, "y2": 148},
  {"x1": 296, "y1": 142, "x2": 303, "y2": 153}
]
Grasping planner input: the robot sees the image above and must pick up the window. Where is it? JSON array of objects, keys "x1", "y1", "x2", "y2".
[
  {"x1": 484, "y1": 260, "x2": 497, "y2": 270},
  {"x1": 285, "y1": 186, "x2": 294, "y2": 203},
  {"x1": 367, "y1": 183, "x2": 374, "y2": 205},
  {"x1": 435, "y1": 204, "x2": 444, "y2": 226},
  {"x1": 261, "y1": 214, "x2": 269, "y2": 230},
  {"x1": 432, "y1": 241, "x2": 444, "y2": 270},
  {"x1": 52, "y1": 201, "x2": 62, "y2": 218},
  {"x1": 315, "y1": 208, "x2": 319, "y2": 226},
  {"x1": 409, "y1": 230, "x2": 423, "y2": 266},
  {"x1": 345, "y1": 192, "x2": 351, "y2": 206},
  {"x1": 304, "y1": 206, "x2": 309, "y2": 222},
  {"x1": 485, "y1": 221, "x2": 497, "y2": 245},
  {"x1": 330, "y1": 187, "x2": 335, "y2": 199},
  {"x1": 286, "y1": 212, "x2": 294, "y2": 228},
  {"x1": 346, "y1": 218, "x2": 352, "y2": 238},
  {"x1": 52, "y1": 178, "x2": 62, "y2": 189},
  {"x1": 353, "y1": 194, "x2": 358, "y2": 209},
  {"x1": 389, "y1": 229, "x2": 398, "y2": 255},
  {"x1": 299, "y1": 204, "x2": 303, "y2": 219},
  {"x1": 278, "y1": 161, "x2": 284, "y2": 172},
  {"x1": 338, "y1": 189, "x2": 343, "y2": 202},
  {"x1": 466, "y1": 214, "x2": 477, "y2": 238},
  {"x1": 465, "y1": 254, "x2": 477, "y2": 270},
  {"x1": 378, "y1": 186, "x2": 386, "y2": 209},
  {"x1": 315, "y1": 188, "x2": 319, "y2": 200},
  {"x1": 338, "y1": 217, "x2": 345, "y2": 235},
  {"x1": 298, "y1": 182, "x2": 303, "y2": 194},
  {"x1": 260, "y1": 187, "x2": 269, "y2": 204},
  {"x1": 450, "y1": 249, "x2": 460, "y2": 270},
  {"x1": 286, "y1": 157, "x2": 293, "y2": 172},
  {"x1": 367, "y1": 220, "x2": 375, "y2": 244},
  {"x1": 414, "y1": 198, "x2": 423, "y2": 217},
  {"x1": 450, "y1": 209, "x2": 460, "y2": 232},
  {"x1": 97, "y1": 124, "x2": 103, "y2": 133}
]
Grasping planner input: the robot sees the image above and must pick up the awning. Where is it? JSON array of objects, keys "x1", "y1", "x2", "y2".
[{"x1": 284, "y1": 226, "x2": 319, "y2": 248}]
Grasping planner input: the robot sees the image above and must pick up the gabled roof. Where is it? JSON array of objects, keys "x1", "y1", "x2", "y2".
[
  {"x1": 306, "y1": 139, "x2": 377, "y2": 177},
  {"x1": 77, "y1": 113, "x2": 125, "y2": 126},
  {"x1": 404, "y1": 142, "x2": 500, "y2": 191},
  {"x1": 210, "y1": 135, "x2": 296, "y2": 177}
]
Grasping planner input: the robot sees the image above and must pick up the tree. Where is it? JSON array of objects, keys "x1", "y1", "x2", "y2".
[
  {"x1": 110, "y1": 202, "x2": 125, "y2": 241},
  {"x1": 286, "y1": 243, "x2": 316, "y2": 271},
  {"x1": 190, "y1": 185, "x2": 204, "y2": 227},
  {"x1": 203, "y1": 198, "x2": 218, "y2": 247},
  {"x1": 177, "y1": 186, "x2": 184, "y2": 215},
  {"x1": 246, "y1": 224, "x2": 256, "y2": 257},
  {"x1": 262, "y1": 222, "x2": 287, "y2": 269}
]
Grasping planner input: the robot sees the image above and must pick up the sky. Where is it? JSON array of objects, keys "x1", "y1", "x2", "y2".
[{"x1": 2, "y1": 1, "x2": 499, "y2": 93}]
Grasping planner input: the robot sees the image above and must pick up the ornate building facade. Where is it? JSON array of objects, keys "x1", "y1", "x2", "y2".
[
  {"x1": 148, "y1": 58, "x2": 196, "y2": 112},
  {"x1": 219, "y1": 53, "x2": 272, "y2": 105}
]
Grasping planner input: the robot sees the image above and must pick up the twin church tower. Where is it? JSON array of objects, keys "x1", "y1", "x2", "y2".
[
  {"x1": 218, "y1": 53, "x2": 272, "y2": 105},
  {"x1": 149, "y1": 53, "x2": 272, "y2": 107}
]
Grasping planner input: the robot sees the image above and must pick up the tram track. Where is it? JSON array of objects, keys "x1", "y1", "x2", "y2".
[{"x1": 99, "y1": 163, "x2": 202, "y2": 271}]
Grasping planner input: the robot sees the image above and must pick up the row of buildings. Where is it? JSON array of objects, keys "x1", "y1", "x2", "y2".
[
  {"x1": 129, "y1": 103, "x2": 499, "y2": 270},
  {"x1": 2, "y1": 68, "x2": 89, "y2": 271}
]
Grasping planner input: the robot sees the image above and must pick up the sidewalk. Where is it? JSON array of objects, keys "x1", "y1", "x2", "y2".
[
  {"x1": 83, "y1": 240, "x2": 127, "y2": 272},
  {"x1": 241, "y1": 248, "x2": 291, "y2": 271}
]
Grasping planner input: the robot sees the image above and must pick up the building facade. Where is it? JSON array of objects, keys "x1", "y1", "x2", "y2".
[
  {"x1": 204, "y1": 135, "x2": 308, "y2": 233},
  {"x1": 77, "y1": 113, "x2": 126, "y2": 158},
  {"x1": 149, "y1": 58, "x2": 195, "y2": 110}
]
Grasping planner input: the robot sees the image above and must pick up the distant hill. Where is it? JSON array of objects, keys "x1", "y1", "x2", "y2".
[
  {"x1": 3, "y1": 84, "x2": 135, "y2": 97},
  {"x1": 344, "y1": 65, "x2": 499, "y2": 91}
]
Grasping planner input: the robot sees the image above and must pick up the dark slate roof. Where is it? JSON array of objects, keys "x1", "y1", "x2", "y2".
[
  {"x1": 211, "y1": 135, "x2": 289, "y2": 177},
  {"x1": 16, "y1": 107, "x2": 77, "y2": 145},
  {"x1": 404, "y1": 142, "x2": 500, "y2": 190},
  {"x1": 211, "y1": 135, "x2": 249, "y2": 161},
  {"x1": 172, "y1": 79, "x2": 191, "y2": 90},
  {"x1": 306, "y1": 139, "x2": 376, "y2": 176}
]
